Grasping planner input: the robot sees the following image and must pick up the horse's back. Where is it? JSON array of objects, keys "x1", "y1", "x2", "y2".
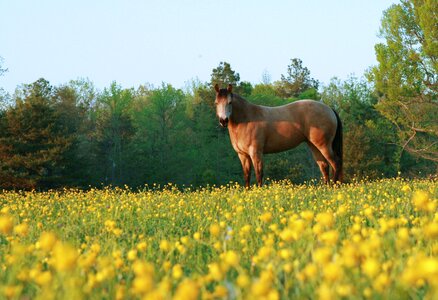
[
  {"x1": 262, "y1": 99, "x2": 338, "y2": 153},
  {"x1": 289, "y1": 100, "x2": 338, "y2": 147}
]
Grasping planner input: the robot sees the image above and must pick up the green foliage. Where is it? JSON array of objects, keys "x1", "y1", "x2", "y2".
[
  {"x1": 274, "y1": 58, "x2": 319, "y2": 99},
  {"x1": 0, "y1": 79, "x2": 84, "y2": 189},
  {"x1": 93, "y1": 82, "x2": 135, "y2": 186},
  {"x1": 0, "y1": 51, "x2": 436, "y2": 189},
  {"x1": 321, "y1": 76, "x2": 399, "y2": 179},
  {"x1": 368, "y1": 0, "x2": 438, "y2": 162},
  {"x1": 210, "y1": 62, "x2": 240, "y2": 87},
  {"x1": 248, "y1": 84, "x2": 288, "y2": 106},
  {"x1": 128, "y1": 83, "x2": 187, "y2": 185},
  {"x1": 210, "y1": 62, "x2": 253, "y2": 96}
]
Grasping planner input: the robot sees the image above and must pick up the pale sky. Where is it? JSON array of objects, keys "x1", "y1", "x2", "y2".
[{"x1": 0, "y1": 0, "x2": 396, "y2": 94}]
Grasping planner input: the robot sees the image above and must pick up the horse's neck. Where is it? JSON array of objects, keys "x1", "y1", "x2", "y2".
[{"x1": 230, "y1": 95, "x2": 258, "y2": 124}]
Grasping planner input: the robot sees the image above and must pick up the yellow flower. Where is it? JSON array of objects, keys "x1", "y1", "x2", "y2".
[
  {"x1": 316, "y1": 212, "x2": 334, "y2": 228},
  {"x1": 172, "y1": 264, "x2": 183, "y2": 280},
  {"x1": 180, "y1": 236, "x2": 190, "y2": 245},
  {"x1": 14, "y1": 222, "x2": 29, "y2": 237},
  {"x1": 323, "y1": 262, "x2": 343, "y2": 282},
  {"x1": 240, "y1": 224, "x2": 251, "y2": 236},
  {"x1": 337, "y1": 205, "x2": 348, "y2": 216},
  {"x1": 279, "y1": 228, "x2": 295, "y2": 242},
  {"x1": 34, "y1": 271, "x2": 52, "y2": 286},
  {"x1": 257, "y1": 246, "x2": 272, "y2": 261},
  {"x1": 173, "y1": 279, "x2": 199, "y2": 300},
  {"x1": 397, "y1": 227, "x2": 410, "y2": 241},
  {"x1": 213, "y1": 241, "x2": 221, "y2": 251},
  {"x1": 417, "y1": 257, "x2": 438, "y2": 278},
  {"x1": 208, "y1": 262, "x2": 223, "y2": 281},
  {"x1": 193, "y1": 232, "x2": 201, "y2": 241},
  {"x1": 137, "y1": 241, "x2": 147, "y2": 251},
  {"x1": 237, "y1": 273, "x2": 250, "y2": 288},
  {"x1": 300, "y1": 210, "x2": 314, "y2": 222},
  {"x1": 278, "y1": 248, "x2": 292, "y2": 260},
  {"x1": 401, "y1": 184, "x2": 410, "y2": 192},
  {"x1": 303, "y1": 263, "x2": 318, "y2": 281},
  {"x1": 424, "y1": 222, "x2": 438, "y2": 239},
  {"x1": 38, "y1": 232, "x2": 57, "y2": 252},
  {"x1": 318, "y1": 283, "x2": 334, "y2": 300},
  {"x1": 283, "y1": 263, "x2": 293, "y2": 273},
  {"x1": 127, "y1": 249, "x2": 137, "y2": 261},
  {"x1": 132, "y1": 260, "x2": 154, "y2": 277},
  {"x1": 162, "y1": 261, "x2": 172, "y2": 272},
  {"x1": 213, "y1": 285, "x2": 228, "y2": 298},
  {"x1": 115, "y1": 284, "x2": 126, "y2": 300},
  {"x1": 319, "y1": 230, "x2": 339, "y2": 246},
  {"x1": 159, "y1": 240, "x2": 171, "y2": 252},
  {"x1": 412, "y1": 190, "x2": 432, "y2": 212},
  {"x1": 131, "y1": 275, "x2": 154, "y2": 295},
  {"x1": 373, "y1": 273, "x2": 390, "y2": 292},
  {"x1": 223, "y1": 250, "x2": 240, "y2": 267},
  {"x1": 313, "y1": 247, "x2": 332, "y2": 265},
  {"x1": 105, "y1": 219, "x2": 116, "y2": 231},
  {"x1": 362, "y1": 258, "x2": 380, "y2": 278},
  {"x1": 251, "y1": 280, "x2": 270, "y2": 297},
  {"x1": 363, "y1": 207, "x2": 373, "y2": 218},
  {"x1": 52, "y1": 242, "x2": 78, "y2": 272},
  {"x1": 78, "y1": 252, "x2": 97, "y2": 269},
  {"x1": 260, "y1": 212, "x2": 273, "y2": 223},
  {"x1": 0, "y1": 214, "x2": 13, "y2": 235},
  {"x1": 113, "y1": 228, "x2": 123, "y2": 237},
  {"x1": 336, "y1": 284, "x2": 353, "y2": 297},
  {"x1": 3, "y1": 285, "x2": 22, "y2": 299},
  {"x1": 210, "y1": 223, "x2": 221, "y2": 237}
]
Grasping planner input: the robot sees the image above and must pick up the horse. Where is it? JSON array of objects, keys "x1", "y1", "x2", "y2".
[{"x1": 214, "y1": 84, "x2": 343, "y2": 188}]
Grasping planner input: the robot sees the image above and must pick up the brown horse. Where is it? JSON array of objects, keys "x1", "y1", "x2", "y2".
[{"x1": 214, "y1": 84, "x2": 343, "y2": 188}]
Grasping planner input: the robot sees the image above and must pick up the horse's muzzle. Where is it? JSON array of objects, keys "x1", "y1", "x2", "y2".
[{"x1": 219, "y1": 117, "x2": 229, "y2": 127}]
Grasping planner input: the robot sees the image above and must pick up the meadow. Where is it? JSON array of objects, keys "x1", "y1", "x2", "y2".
[{"x1": 0, "y1": 178, "x2": 437, "y2": 300}]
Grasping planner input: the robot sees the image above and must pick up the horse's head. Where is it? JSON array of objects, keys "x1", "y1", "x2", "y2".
[{"x1": 214, "y1": 84, "x2": 233, "y2": 127}]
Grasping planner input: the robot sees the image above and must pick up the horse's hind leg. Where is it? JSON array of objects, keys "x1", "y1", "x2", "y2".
[
  {"x1": 308, "y1": 143, "x2": 330, "y2": 184},
  {"x1": 316, "y1": 145, "x2": 341, "y2": 183},
  {"x1": 238, "y1": 153, "x2": 252, "y2": 188}
]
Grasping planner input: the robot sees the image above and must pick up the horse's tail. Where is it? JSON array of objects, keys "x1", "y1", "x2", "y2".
[{"x1": 332, "y1": 109, "x2": 343, "y2": 182}]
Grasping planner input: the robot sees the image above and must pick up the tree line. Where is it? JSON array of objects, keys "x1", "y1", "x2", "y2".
[{"x1": 0, "y1": 0, "x2": 436, "y2": 190}]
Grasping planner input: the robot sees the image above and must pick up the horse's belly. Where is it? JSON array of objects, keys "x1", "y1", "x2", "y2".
[{"x1": 263, "y1": 124, "x2": 305, "y2": 154}]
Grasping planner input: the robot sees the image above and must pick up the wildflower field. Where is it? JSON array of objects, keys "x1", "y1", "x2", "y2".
[{"x1": 0, "y1": 178, "x2": 437, "y2": 300}]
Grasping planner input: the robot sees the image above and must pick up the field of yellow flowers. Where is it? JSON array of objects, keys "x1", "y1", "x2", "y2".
[{"x1": 0, "y1": 178, "x2": 437, "y2": 299}]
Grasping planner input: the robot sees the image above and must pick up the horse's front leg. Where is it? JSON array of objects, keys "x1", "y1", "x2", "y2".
[
  {"x1": 238, "y1": 153, "x2": 252, "y2": 188},
  {"x1": 249, "y1": 151, "x2": 264, "y2": 187}
]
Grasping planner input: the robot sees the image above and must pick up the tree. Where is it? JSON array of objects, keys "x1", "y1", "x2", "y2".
[
  {"x1": 275, "y1": 58, "x2": 319, "y2": 99},
  {"x1": 210, "y1": 61, "x2": 252, "y2": 96},
  {"x1": 52, "y1": 83, "x2": 94, "y2": 187},
  {"x1": 0, "y1": 79, "x2": 77, "y2": 189},
  {"x1": 128, "y1": 83, "x2": 188, "y2": 185},
  {"x1": 94, "y1": 82, "x2": 134, "y2": 186},
  {"x1": 210, "y1": 62, "x2": 240, "y2": 87},
  {"x1": 321, "y1": 76, "x2": 400, "y2": 179},
  {"x1": 368, "y1": 0, "x2": 438, "y2": 162}
]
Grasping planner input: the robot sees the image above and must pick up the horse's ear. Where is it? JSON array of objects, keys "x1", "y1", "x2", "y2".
[
  {"x1": 214, "y1": 84, "x2": 220, "y2": 93},
  {"x1": 227, "y1": 84, "x2": 233, "y2": 93}
]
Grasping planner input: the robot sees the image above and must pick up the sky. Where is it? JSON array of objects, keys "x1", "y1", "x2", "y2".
[{"x1": 0, "y1": 0, "x2": 397, "y2": 94}]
